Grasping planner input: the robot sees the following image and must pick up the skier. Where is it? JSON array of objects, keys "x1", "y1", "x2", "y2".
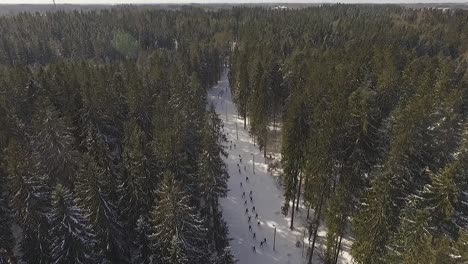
[
  {"x1": 240, "y1": 182, "x2": 243, "y2": 188},
  {"x1": 250, "y1": 190, "x2": 253, "y2": 196},
  {"x1": 263, "y1": 238, "x2": 267, "y2": 245},
  {"x1": 230, "y1": 145, "x2": 232, "y2": 150},
  {"x1": 239, "y1": 168, "x2": 241, "y2": 174},
  {"x1": 257, "y1": 221, "x2": 260, "y2": 226},
  {"x1": 244, "y1": 200, "x2": 247, "y2": 206},
  {"x1": 250, "y1": 196, "x2": 253, "y2": 203},
  {"x1": 260, "y1": 241, "x2": 264, "y2": 248},
  {"x1": 255, "y1": 213, "x2": 258, "y2": 219},
  {"x1": 234, "y1": 143, "x2": 236, "y2": 148},
  {"x1": 244, "y1": 165, "x2": 246, "y2": 171},
  {"x1": 252, "y1": 246, "x2": 256, "y2": 253},
  {"x1": 253, "y1": 232, "x2": 256, "y2": 239},
  {"x1": 246, "y1": 176, "x2": 249, "y2": 182},
  {"x1": 245, "y1": 208, "x2": 248, "y2": 214},
  {"x1": 249, "y1": 225, "x2": 252, "y2": 232},
  {"x1": 242, "y1": 191, "x2": 245, "y2": 198},
  {"x1": 252, "y1": 206, "x2": 256, "y2": 212},
  {"x1": 248, "y1": 216, "x2": 251, "y2": 223}
]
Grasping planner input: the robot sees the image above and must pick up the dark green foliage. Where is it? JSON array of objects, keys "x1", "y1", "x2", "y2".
[{"x1": 1, "y1": 4, "x2": 468, "y2": 264}]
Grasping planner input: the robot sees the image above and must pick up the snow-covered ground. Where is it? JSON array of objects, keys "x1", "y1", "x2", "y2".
[{"x1": 208, "y1": 70, "x2": 353, "y2": 264}]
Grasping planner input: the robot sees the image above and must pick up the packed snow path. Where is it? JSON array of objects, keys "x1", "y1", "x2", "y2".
[{"x1": 208, "y1": 70, "x2": 308, "y2": 264}]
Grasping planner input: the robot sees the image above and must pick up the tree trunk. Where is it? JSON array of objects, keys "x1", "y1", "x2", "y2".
[
  {"x1": 333, "y1": 217, "x2": 345, "y2": 264},
  {"x1": 308, "y1": 202, "x2": 320, "y2": 241},
  {"x1": 307, "y1": 205, "x2": 310, "y2": 219},
  {"x1": 211, "y1": 197, "x2": 220, "y2": 253},
  {"x1": 290, "y1": 176, "x2": 298, "y2": 230},
  {"x1": 290, "y1": 191, "x2": 296, "y2": 230},
  {"x1": 243, "y1": 107, "x2": 247, "y2": 129},
  {"x1": 334, "y1": 231, "x2": 344, "y2": 264},
  {"x1": 296, "y1": 171, "x2": 303, "y2": 211},
  {"x1": 308, "y1": 191, "x2": 325, "y2": 264},
  {"x1": 273, "y1": 112, "x2": 276, "y2": 134}
]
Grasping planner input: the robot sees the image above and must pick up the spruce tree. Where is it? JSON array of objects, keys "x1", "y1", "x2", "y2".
[
  {"x1": 0, "y1": 190, "x2": 14, "y2": 261},
  {"x1": 149, "y1": 171, "x2": 209, "y2": 264},
  {"x1": 119, "y1": 120, "x2": 150, "y2": 228},
  {"x1": 6, "y1": 139, "x2": 51, "y2": 264},
  {"x1": 49, "y1": 184, "x2": 98, "y2": 264},
  {"x1": 75, "y1": 155, "x2": 129, "y2": 263},
  {"x1": 133, "y1": 216, "x2": 153, "y2": 264}
]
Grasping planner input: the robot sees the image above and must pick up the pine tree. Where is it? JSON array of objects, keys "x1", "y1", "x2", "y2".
[
  {"x1": 49, "y1": 184, "x2": 98, "y2": 264},
  {"x1": 149, "y1": 171, "x2": 209, "y2": 264}
]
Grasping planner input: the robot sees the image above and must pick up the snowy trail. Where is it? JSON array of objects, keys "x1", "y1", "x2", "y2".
[{"x1": 208, "y1": 70, "x2": 308, "y2": 264}]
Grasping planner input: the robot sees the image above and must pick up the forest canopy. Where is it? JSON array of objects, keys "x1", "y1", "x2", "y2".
[{"x1": 0, "y1": 4, "x2": 467, "y2": 264}]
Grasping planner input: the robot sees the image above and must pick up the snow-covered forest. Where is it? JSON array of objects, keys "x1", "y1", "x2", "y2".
[{"x1": 0, "y1": 4, "x2": 468, "y2": 264}]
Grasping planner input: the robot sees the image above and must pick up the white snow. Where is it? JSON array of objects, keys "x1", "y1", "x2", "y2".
[{"x1": 209, "y1": 69, "x2": 353, "y2": 264}]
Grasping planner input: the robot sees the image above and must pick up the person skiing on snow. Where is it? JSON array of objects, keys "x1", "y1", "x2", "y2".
[
  {"x1": 255, "y1": 213, "x2": 258, "y2": 219},
  {"x1": 252, "y1": 206, "x2": 256, "y2": 212},
  {"x1": 263, "y1": 238, "x2": 267, "y2": 245},
  {"x1": 246, "y1": 176, "x2": 249, "y2": 182},
  {"x1": 242, "y1": 191, "x2": 245, "y2": 198},
  {"x1": 249, "y1": 225, "x2": 252, "y2": 232},
  {"x1": 248, "y1": 216, "x2": 251, "y2": 223},
  {"x1": 240, "y1": 182, "x2": 243, "y2": 188},
  {"x1": 244, "y1": 200, "x2": 247, "y2": 206},
  {"x1": 250, "y1": 196, "x2": 253, "y2": 203},
  {"x1": 245, "y1": 208, "x2": 248, "y2": 214},
  {"x1": 260, "y1": 241, "x2": 264, "y2": 248},
  {"x1": 257, "y1": 221, "x2": 261, "y2": 226},
  {"x1": 244, "y1": 165, "x2": 246, "y2": 171},
  {"x1": 252, "y1": 246, "x2": 256, "y2": 252},
  {"x1": 253, "y1": 232, "x2": 256, "y2": 239}
]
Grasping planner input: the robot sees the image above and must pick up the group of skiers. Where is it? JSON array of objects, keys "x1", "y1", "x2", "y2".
[
  {"x1": 219, "y1": 89, "x2": 269, "y2": 255},
  {"x1": 237, "y1": 153, "x2": 268, "y2": 254}
]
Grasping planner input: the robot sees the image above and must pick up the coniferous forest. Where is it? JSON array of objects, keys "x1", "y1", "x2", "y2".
[{"x1": 0, "y1": 4, "x2": 467, "y2": 264}]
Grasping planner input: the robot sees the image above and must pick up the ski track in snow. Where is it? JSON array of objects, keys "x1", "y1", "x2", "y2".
[{"x1": 208, "y1": 70, "x2": 353, "y2": 264}]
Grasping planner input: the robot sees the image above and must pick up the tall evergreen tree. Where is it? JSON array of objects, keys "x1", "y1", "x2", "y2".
[
  {"x1": 49, "y1": 184, "x2": 98, "y2": 264},
  {"x1": 149, "y1": 171, "x2": 209, "y2": 264},
  {"x1": 75, "y1": 155, "x2": 129, "y2": 263}
]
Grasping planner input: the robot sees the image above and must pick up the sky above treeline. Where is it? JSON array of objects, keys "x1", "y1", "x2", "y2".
[{"x1": 2, "y1": 0, "x2": 467, "y2": 4}]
